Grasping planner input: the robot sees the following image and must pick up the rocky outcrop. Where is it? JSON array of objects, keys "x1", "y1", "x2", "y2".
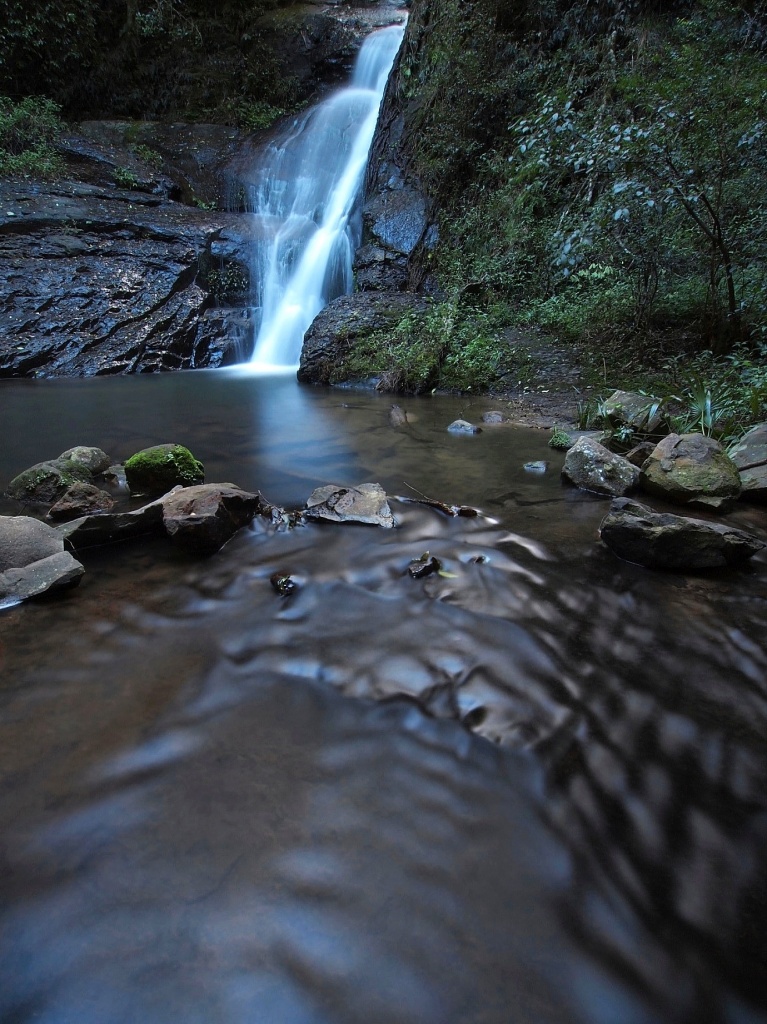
[
  {"x1": 124, "y1": 444, "x2": 204, "y2": 496},
  {"x1": 161, "y1": 484, "x2": 265, "y2": 554},
  {"x1": 562, "y1": 437, "x2": 640, "y2": 497},
  {"x1": 0, "y1": 179, "x2": 251, "y2": 378},
  {"x1": 0, "y1": 516, "x2": 84, "y2": 603},
  {"x1": 640, "y1": 433, "x2": 742, "y2": 510},
  {"x1": 728, "y1": 422, "x2": 767, "y2": 502},
  {"x1": 305, "y1": 483, "x2": 394, "y2": 528},
  {"x1": 298, "y1": 292, "x2": 426, "y2": 384},
  {"x1": 600, "y1": 497, "x2": 765, "y2": 570}
]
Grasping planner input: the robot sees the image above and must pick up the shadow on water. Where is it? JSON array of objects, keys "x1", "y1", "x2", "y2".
[{"x1": 0, "y1": 370, "x2": 766, "y2": 1023}]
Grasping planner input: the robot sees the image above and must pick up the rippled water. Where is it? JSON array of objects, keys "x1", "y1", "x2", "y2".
[{"x1": 1, "y1": 370, "x2": 766, "y2": 1023}]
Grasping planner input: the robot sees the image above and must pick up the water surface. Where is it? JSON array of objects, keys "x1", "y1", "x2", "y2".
[{"x1": 1, "y1": 370, "x2": 766, "y2": 1023}]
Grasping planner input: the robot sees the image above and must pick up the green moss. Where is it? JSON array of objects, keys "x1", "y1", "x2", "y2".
[
  {"x1": 548, "y1": 429, "x2": 573, "y2": 451},
  {"x1": 124, "y1": 444, "x2": 204, "y2": 496}
]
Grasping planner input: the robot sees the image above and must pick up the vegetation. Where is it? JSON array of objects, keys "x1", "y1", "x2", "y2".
[
  {"x1": 332, "y1": 301, "x2": 537, "y2": 393},
  {"x1": 0, "y1": 95, "x2": 64, "y2": 177},
  {"x1": 392, "y1": 0, "x2": 767, "y2": 406}
]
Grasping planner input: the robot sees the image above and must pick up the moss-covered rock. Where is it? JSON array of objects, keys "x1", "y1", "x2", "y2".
[
  {"x1": 6, "y1": 459, "x2": 93, "y2": 505},
  {"x1": 640, "y1": 433, "x2": 742, "y2": 511},
  {"x1": 124, "y1": 444, "x2": 204, "y2": 496}
]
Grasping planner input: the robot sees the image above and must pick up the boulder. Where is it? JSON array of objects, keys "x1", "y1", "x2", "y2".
[
  {"x1": 640, "y1": 433, "x2": 742, "y2": 510},
  {"x1": 447, "y1": 420, "x2": 481, "y2": 435},
  {"x1": 57, "y1": 498, "x2": 167, "y2": 549},
  {"x1": 58, "y1": 446, "x2": 111, "y2": 475},
  {"x1": 0, "y1": 516, "x2": 66, "y2": 571},
  {"x1": 298, "y1": 292, "x2": 427, "y2": 385},
  {"x1": 0, "y1": 515, "x2": 85, "y2": 602},
  {"x1": 305, "y1": 483, "x2": 394, "y2": 528},
  {"x1": 602, "y1": 390, "x2": 665, "y2": 434},
  {"x1": 161, "y1": 484, "x2": 264, "y2": 555},
  {"x1": 600, "y1": 497, "x2": 764, "y2": 570},
  {"x1": 0, "y1": 551, "x2": 84, "y2": 603},
  {"x1": 624, "y1": 441, "x2": 655, "y2": 468},
  {"x1": 48, "y1": 482, "x2": 116, "y2": 520},
  {"x1": 6, "y1": 458, "x2": 92, "y2": 505},
  {"x1": 562, "y1": 437, "x2": 640, "y2": 497},
  {"x1": 124, "y1": 444, "x2": 204, "y2": 496},
  {"x1": 728, "y1": 422, "x2": 767, "y2": 502}
]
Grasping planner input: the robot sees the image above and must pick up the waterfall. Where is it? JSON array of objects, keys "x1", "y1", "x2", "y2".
[{"x1": 247, "y1": 24, "x2": 404, "y2": 372}]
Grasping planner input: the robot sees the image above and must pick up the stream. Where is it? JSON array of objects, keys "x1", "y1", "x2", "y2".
[{"x1": 1, "y1": 369, "x2": 766, "y2": 1023}]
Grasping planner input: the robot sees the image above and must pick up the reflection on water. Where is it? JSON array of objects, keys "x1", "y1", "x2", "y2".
[{"x1": 0, "y1": 370, "x2": 766, "y2": 1023}]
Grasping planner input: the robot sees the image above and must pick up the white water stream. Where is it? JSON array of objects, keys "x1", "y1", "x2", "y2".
[{"x1": 248, "y1": 24, "x2": 404, "y2": 371}]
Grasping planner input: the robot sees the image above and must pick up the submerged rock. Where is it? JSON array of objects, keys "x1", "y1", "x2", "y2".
[
  {"x1": 48, "y1": 482, "x2": 115, "y2": 520},
  {"x1": 481, "y1": 411, "x2": 507, "y2": 425},
  {"x1": 600, "y1": 497, "x2": 764, "y2": 570},
  {"x1": 447, "y1": 419, "x2": 481, "y2": 435},
  {"x1": 0, "y1": 515, "x2": 84, "y2": 602},
  {"x1": 562, "y1": 437, "x2": 639, "y2": 497},
  {"x1": 305, "y1": 483, "x2": 394, "y2": 528},
  {"x1": 161, "y1": 484, "x2": 264, "y2": 555},
  {"x1": 728, "y1": 422, "x2": 767, "y2": 502},
  {"x1": 640, "y1": 433, "x2": 741, "y2": 510},
  {"x1": 524, "y1": 461, "x2": 548, "y2": 474},
  {"x1": 124, "y1": 444, "x2": 204, "y2": 496}
]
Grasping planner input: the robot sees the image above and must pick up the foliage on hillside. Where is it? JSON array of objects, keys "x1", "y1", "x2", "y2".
[
  {"x1": 0, "y1": 0, "x2": 300, "y2": 122},
  {"x1": 387, "y1": 0, "x2": 767, "y2": 399}
]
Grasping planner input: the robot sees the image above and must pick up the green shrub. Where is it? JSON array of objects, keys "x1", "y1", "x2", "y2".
[{"x1": 0, "y1": 95, "x2": 64, "y2": 177}]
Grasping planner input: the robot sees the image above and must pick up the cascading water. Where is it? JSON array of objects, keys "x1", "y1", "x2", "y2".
[{"x1": 247, "y1": 24, "x2": 404, "y2": 371}]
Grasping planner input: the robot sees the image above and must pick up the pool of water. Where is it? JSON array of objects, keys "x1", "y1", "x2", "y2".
[{"x1": 1, "y1": 369, "x2": 766, "y2": 1023}]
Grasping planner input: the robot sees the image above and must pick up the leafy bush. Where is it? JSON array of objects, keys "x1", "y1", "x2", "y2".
[{"x1": 0, "y1": 95, "x2": 64, "y2": 177}]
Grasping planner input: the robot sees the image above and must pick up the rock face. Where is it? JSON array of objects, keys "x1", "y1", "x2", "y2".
[
  {"x1": 305, "y1": 483, "x2": 394, "y2": 528},
  {"x1": 600, "y1": 498, "x2": 765, "y2": 570},
  {"x1": 728, "y1": 422, "x2": 767, "y2": 502},
  {"x1": 124, "y1": 444, "x2": 204, "y2": 496},
  {"x1": 0, "y1": 516, "x2": 85, "y2": 602},
  {"x1": 161, "y1": 484, "x2": 264, "y2": 554},
  {"x1": 298, "y1": 292, "x2": 426, "y2": 384},
  {"x1": 640, "y1": 433, "x2": 742, "y2": 510},
  {"x1": 562, "y1": 437, "x2": 640, "y2": 496},
  {"x1": 0, "y1": 180, "x2": 250, "y2": 378}
]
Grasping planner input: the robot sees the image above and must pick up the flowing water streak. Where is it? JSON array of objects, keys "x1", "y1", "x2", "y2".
[{"x1": 248, "y1": 25, "x2": 404, "y2": 371}]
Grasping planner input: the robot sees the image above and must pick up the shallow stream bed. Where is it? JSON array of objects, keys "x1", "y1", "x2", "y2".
[{"x1": 1, "y1": 369, "x2": 766, "y2": 1023}]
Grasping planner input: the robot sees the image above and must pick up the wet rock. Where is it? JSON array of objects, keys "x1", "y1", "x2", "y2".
[
  {"x1": 0, "y1": 515, "x2": 85, "y2": 602},
  {"x1": 305, "y1": 482, "x2": 394, "y2": 528},
  {"x1": 354, "y1": 243, "x2": 409, "y2": 292},
  {"x1": 124, "y1": 444, "x2": 204, "y2": 496},
  {"x1": 728, "y1": 422, "x2": 767, "y2": 502},
  {"x1": 524, "y1": 461, "x2": 548, "y2": 474},
  {"x1": 0, "y1": 516, "x2": 66, "y2": 570},
  {"x1": 48, "y1": 482, "x2": 116, "y2": 520},
  {"x1": 447, "y1": 420, "x2": 481, "y2": 435},
  {"x1": 57, "y1": 498, "x2": 167, "y2": 549},
  {"x1": 0, "y1": 551, "x2": 85, "y2": 603},
  {"x1": 408, "y1": 552, "x2": 441, "y2": 579},
  {"x1": 481, "y1": 411, "x2": 507, "y2": 425},
  {"x1": 600, "y1": 497, "x2": 764, "y2": 570},
  {"x1": 161, "y1": 484, "x2": 264, "y2": 555},
  {"x1": 602, "y1": 390, "x2": 665, "y2": 434},
  {"x1": 624, "y1": 441, "x2": 656, "y2": 469},
  {"x1": 298, "y1": 292, "x2": 427, "y2": 384},
  {"x1": 640, "y1": 433, "x2": 742, "y2": 510},
  {"x1": 103, "y1": 464, "x2": 128, "y2": 492},
  {"x1": 270, "y1": 572, "x2": 299, "y2": 598},
  {"x1": 562, "y1": 437, "x2": 640, "y2": 497},
  {"x1": 0, "y1": 179, "x2": 247, "y2": 378},
  {"x1": 58, "y1": 446, "x2": 112, "y2": 475},
  {"x1": 389, "y1": 404, "x2": 408, "y2": 427},
  {"x1": 6, "y1": 458, "x2": 92, "y2": 505}
]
